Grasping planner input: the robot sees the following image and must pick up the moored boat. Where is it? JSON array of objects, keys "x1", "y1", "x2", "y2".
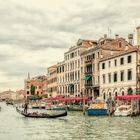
[
  {"x1": 87, "y1": 99, "x2": 108, "y2": 116},
  {"x1": 114, "y1": 105, "x2": 131, "y2": 117},
  {"x1": 16, "y1": 107, "x2": 67, "y2": 118}
]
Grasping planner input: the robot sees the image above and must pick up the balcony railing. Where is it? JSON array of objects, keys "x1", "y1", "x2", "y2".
[
  {"x1": 84, "y1": 83, "x2": 92, "y2": 87},
  {"x1": 84, "y1": 71, "x2": 92, "y2": 74},
  {"x1": 85, "y1": 59, "x2": 92, "y2": 64}
]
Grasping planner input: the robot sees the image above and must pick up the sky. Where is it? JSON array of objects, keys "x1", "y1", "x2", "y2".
[{"x1": 0, "y1": 0, "x2": 140, "y2": 92}]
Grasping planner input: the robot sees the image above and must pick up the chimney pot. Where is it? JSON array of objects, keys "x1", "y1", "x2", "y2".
[
  {"x1": 115, "y1": 34, "x2": 119, "y2": 39},
  {"x1": 128, "y1": 34, "x2": 133, "y2": 45},
  {"x1": 104, "y1": 34, "x2": 107, "y2": 39}
]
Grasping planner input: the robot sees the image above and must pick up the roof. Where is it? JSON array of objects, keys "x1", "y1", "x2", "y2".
[
  {"x1": 101, "y1": 38, "x2": 133, "y2": 51},
  {"x1": 79, "y1": 39, "x2": 97, "y2": 48},
  {"x1": 100, "y1": 47, "x2": 138, "y2": 62}
]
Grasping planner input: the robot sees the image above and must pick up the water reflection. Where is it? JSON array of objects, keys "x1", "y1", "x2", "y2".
[{"x1": 0, "y1": 102, "x2": 140, "y2": 140}]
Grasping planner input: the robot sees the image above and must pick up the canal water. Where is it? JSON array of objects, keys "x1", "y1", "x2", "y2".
[{"x1": 0, "y1": 102, "x2": 140, "y2": 140}]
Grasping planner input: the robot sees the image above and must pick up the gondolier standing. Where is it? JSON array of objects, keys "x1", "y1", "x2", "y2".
[{"x1": 24, "y1": 100, "x2": 29, "y2": 113}]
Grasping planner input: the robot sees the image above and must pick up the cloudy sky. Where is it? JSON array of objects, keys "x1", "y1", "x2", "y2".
[{"x1": 0, "y1": 0, "x2": 140, "y2": 91}]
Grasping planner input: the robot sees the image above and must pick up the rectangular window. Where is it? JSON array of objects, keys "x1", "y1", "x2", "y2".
[
  {"x1": 108, "y1": 73, "x2": 111, "y2": 83},
  {"x1": 108, "y1": 61, "x2": 111, "y2": 68},
  {"x1": 97, "y1": 52, "x2": 99, "y2": 58},
  {"x1": 114, "y1": 59, "x2": 117, "y2": 66},
  {"x1": 128, "y1": 55, "x2": 132, "y2": 63},
  {"x1": 120, "y1": 57, "x2": 124, "y2": 65},
  {"x1": 128, "y1": 69, "x2": 132, "y2": 80},
  {"x1": 120, "y1": 71, "x2": 124, "y2": 81},
  {"x1": 102, "y1": 63, "x2": 105, "y2": 69},
  {"x1": 114, "y1": 72, "x2": 117, "y2": 82},
  {"x1": 92, "y1": 53, "x2": 95, "y2": 59},
  {"x1": 102, "y1": 74, "x2": 105, "y2": 84}
]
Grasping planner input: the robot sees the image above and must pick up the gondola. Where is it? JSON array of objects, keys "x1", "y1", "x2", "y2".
[{"x1": 16, "y1": 107, "x2": 67, "y2": 118}]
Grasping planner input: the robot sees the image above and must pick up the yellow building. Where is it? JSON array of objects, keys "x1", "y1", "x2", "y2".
[
  {"x1": 47, "y1": 65, "x2": 57, "y2": 97},
  {"x1": 137, "y1": 26, "x2": 140, "y2": 45}
]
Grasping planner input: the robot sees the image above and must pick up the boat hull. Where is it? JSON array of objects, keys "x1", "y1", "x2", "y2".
[
  {"x1": 16, "y1": 107, "x2": 67, "y2": 118},
  {"x1": 87, "y1": 108, "x2": 108, "y2": 116}
]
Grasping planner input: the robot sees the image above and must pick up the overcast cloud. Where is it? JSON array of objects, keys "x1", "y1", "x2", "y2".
[{"x1": 0, "y1": 0, "x2": 140, "y2": 91}]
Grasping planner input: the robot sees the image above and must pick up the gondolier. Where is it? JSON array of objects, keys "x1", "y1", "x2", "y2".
[{"x1": 24, "y1": 100, "x2": 29, "y2": 113}]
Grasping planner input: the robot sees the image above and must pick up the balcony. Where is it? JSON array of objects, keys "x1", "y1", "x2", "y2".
[
  {"x1": 137, "y1": 73, "x2": 140, "y2": 80},
  {"x1": 84, "y1": 71, "x2": 92, "y2": 74},
  {"x1": 84, "y1": 83, "x2": 92, "y2": 87},
  {"x1": 85, "y1": 59, "x2": 92, "y2": 64}
]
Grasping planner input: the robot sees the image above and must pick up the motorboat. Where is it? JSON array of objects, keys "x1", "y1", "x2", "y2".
[
  {"x1": 87, "y1": 98, "x2": 108, "y2": 116},
  {"x1": 114, "y1": 105, "x2": 132, "y2": 117}
]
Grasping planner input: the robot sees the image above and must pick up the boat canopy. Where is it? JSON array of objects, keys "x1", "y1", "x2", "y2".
[{"x1": 116, "y1": 95, "x2": 140, "y2": 101}]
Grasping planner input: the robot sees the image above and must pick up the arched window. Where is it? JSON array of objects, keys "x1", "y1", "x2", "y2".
[
  {"x1": 122, "y1": 91, "x2": 124, "y2": 96},
  {"x1": 128, "y1": 88, "x2": 133, "y2": 95},
  {"x1": 109, "y1": 92, "x2": 111, "y2": 97},
  {"x1": 103, "y1": 92, "x2": 105, "y2": 100},
  {"x1": 119, "y1": 42, "x2": 122, "y2": 48},
  {"x1": 115, "y1": 92, "x2": 117, "y2": 97}
]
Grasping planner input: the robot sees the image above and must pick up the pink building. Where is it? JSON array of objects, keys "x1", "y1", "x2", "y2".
[{"x1": 25, "y1": 75, "x2": 48, "y2": 97}]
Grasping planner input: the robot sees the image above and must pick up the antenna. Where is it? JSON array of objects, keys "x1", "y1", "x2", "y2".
[{"x1": 108, "y1": 27, "x2": 112, "y2": 38}]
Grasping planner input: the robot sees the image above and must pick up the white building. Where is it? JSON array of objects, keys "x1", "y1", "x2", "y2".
[
  {"x1": 99, "y1": 47, "x2": 138, "y2": 100},
  {"x1": 64, "y1": 45, "x2": 81, "y2": 97}
]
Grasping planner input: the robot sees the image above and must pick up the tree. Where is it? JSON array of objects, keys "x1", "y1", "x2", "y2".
[{"x1": 30, "y1": 85, "x2": 36, "y2": 95}]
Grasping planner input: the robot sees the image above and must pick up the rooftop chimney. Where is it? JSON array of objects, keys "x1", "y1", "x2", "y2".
[
  {"x1": 128, "y1": 34, "x2": 133, "y2": 45},
  {"x1": 115, "y1": 34, "x2": 119, "y2": 39},
  {"x1": 104, "y1": 34, "x2": 107, "y2": 39}
]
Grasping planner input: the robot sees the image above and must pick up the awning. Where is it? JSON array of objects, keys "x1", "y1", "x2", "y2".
[
  {"x1": 83, "y1": 75, "x2": 91, "y2": 80},
  {"x1": 115, "y1": 94, "x2": 140, "y2": 101},
  {"x1": 27, "y1": 95, "x2": 41, "y2": 100}
]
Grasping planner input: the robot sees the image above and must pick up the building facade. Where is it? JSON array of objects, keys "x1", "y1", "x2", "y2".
[
  {"x1": 47, "y1": 65, "x2": 57, "y2": 97},
  {"x1": 57, "y1": 61, "x2": 65, "y2": 96},
  {"x1": 64, "y1": 45, "x2": 81, "y2": 97},
  {"x1": 99, "y1": 48, "x2": 138, "y2": 100},
  {"x1": 137, "y1": 26, "x2": 140, "y2": 45},
  {"x1": 80, "y1": 36, "x2": 134, "y2": 99},
  {"x1": 25, "y1": 75, "x2": 48, "y2": 97}
]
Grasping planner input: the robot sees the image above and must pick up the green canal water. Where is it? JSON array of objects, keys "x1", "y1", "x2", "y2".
[{"x1": 0, "y1": 102, "x2": 140, "y2": 140}]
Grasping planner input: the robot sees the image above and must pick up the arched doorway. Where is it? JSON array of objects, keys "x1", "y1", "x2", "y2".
[{"x1": 128, "y1": 88, "x2": 133, "y2": 95}]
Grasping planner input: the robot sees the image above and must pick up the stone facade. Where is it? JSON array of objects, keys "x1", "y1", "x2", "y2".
[
  {"x1": 47, "y1": 65, "x2": 57, "y2": 97},
  {"x1": 99, "y1": 48, "x2": 138, "y2": 100},
  {"x1": 64, "y1": 45, "x2": 81, "y2": 97},
  {"x1": 25, "y1": 75, "x2": 48, "y2": 97},
  {"x1": 137, "y1": 26, "x2": 140, "y2": 45},
  {"x1": 57, "y1": 61, "x2": 65, "y2": 96}
]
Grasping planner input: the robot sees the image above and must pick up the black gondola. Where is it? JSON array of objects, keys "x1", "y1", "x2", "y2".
[{"x1": 16, "y1": 107, "x2": 67, "y2": 118}]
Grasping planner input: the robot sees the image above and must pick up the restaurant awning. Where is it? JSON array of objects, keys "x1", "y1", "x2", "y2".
[
  {"x1": 42, "y1": 96, "x2": 90, "y2": 102},
  {"x1": 116, "y1": 95, "x2": 140, "y2": 101},
  {"x1": 83, "y1": 75, "x2": 91, "y2": 80}
]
